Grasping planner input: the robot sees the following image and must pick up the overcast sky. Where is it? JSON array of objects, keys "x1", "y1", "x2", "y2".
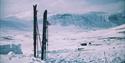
[{"x1": 0, "y1": 0, "x2": 124, "y2": 20}]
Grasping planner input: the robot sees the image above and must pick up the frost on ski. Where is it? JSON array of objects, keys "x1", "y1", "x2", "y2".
[{"x1": 0, "y1": 12, "x2": 125, "y2": 63}]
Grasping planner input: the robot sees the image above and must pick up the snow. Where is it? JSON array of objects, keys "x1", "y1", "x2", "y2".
[
  {"x1": 0, "y1": 12, "x2": 125, "y2": 63},
  {"x1": 0, "y1": 54, "x2": 45, "y2": 63},
  {"x1": 0, "y1": 24, "x2": 125, "y2": 63}
]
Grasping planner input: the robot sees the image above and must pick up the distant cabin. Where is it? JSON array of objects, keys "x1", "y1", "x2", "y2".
[{"x1": 0, "y1": 44, "x2": 23, "y2": 54}]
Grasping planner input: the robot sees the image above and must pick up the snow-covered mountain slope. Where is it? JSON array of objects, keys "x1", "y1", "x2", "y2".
[
  {"x1": 47, "y1": 24, "x2": 125, "y2": 63},
  {"x1": 0, "y1": 17, "x2": 32, "y2": 31},
  {"x1": 0, "y1": 12, "x2": 124, "y2": 32},
  {"x1": 0, "y1": 23, "x2": 125, "y2": 63},
  {"x1": 108, "y1": 12, "x2": 125, "y2": 25},
  {"x1": 0, "y1": 12, "x2": 125, "y2": 63},
  {"x1": 48, "y1": 12, "x2": 125, "y2": 30},
  {"x1": 48, "y1": 24, "x2": 125, "y2": 50}
]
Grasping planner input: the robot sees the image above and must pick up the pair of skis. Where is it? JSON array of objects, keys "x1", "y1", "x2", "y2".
[{"x1": 33, "y1": 4, "x2": 48, "y2": 60}]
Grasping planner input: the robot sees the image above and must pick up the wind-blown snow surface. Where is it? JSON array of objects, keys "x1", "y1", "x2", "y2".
[{"x1": 0, "y1": 12, "x2": 125, "y2": 63}]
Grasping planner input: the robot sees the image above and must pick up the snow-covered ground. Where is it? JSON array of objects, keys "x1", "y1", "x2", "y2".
[
  {"x1": 0, "y1": 24, "x2": 125, "y2": 63},
  {"x1": 0, "y1": 12, "x2": 125, "y2": 63}
]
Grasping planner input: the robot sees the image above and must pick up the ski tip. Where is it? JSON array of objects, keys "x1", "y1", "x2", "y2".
[
  {"x1": 33, "y1": 4, "x2": 37, "y2": 7},
  {"x1": 44, "y1": 10, "x2": 47, "y2": 13}
]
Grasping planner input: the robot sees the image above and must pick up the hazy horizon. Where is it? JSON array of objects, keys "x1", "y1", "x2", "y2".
[{"x1": 0, "y1": 0, "x2": 124, "y2": 20}]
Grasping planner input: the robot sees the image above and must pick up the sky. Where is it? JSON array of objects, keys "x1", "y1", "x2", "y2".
[{"x1": 0, "y1": 0, "x2": 124, "y2": 20}]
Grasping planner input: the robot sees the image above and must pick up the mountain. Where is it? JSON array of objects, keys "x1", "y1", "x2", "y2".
[
  {"x1": 0, "y1": 12, "x2": 125, "y2": 32},
  {"x1": 108, "y1": 12, "x2": 125, "y2": 25},
  {"x1": 0, "y1": 17, "x2": 32, "y2": 31},
  {"x1": 48, "y1": 12, "x2": 125, "y2": 29}
]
